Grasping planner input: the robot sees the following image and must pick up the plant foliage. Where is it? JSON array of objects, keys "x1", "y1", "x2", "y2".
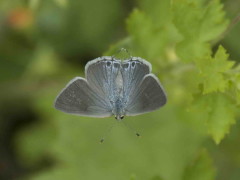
[{"x1": 2, "y1": 0, "x2": 239, "y2": 180}]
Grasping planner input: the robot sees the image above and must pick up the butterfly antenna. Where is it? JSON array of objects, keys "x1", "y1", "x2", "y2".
[
  {"x1": 121, "y1": 120, "x2": 141, "y2": 138},
  {"x1": 99, "y1": 121, "x2": 116, "y2": 143}
]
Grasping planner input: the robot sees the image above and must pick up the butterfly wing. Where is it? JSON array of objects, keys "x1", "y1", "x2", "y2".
[
  {"x1": 85, "y1": 56, "x2": 122, "y2": 104},
  {"x1": 55, "y1": 57, "x2": 122, "y2": 118},
  {"x1": 125, "y1": 74, "x2": 167, "y2": 116},
  {"x1": 122, "y1": 58, "x2": 167, "y2": 116},
  {"x1": 121, "y1": 58, "x2": 152, "y2": 104},
  {"x1": 54, "y1": 77, "x2": 113, "y2": 117}
]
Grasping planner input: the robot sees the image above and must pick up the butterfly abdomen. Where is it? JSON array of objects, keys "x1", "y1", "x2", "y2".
[{"x1": 113, "y1": 98, "x2": 125, "y2": 120}]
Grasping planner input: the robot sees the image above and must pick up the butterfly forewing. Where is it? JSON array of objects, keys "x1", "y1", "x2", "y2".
[
  {"x1": 54, "y1": 77, "x2": 113, "y2": 117},
  {"x1": 121, "y1": 58, "x2": 151, "y2": 106},
  {"x1": 85, "y1": 57, "x2": 122, "y2": 104}
]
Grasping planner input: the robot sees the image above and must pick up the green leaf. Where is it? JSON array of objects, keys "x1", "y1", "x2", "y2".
[
  {"x1": 196, "y1": 45, "x2": 235, "y2": 94},
  {"x1": 126, "y1": 8, "x2": 180, "y2": 61},
  {"x1": 192, "y1": 93, "x2": 236, "y2": 144},
  {"x1": 225, "y1": 65, "x2": 240, "y2": 105},
  {"x1": 172, "y1": 0, "x2": 229, "y2": 61},
  {"x1": 198, "y1": 0, "x2": 228, "y2": 42},
  {"x1": 176, "y1": 40, "x2": 211, "y2": 62},
  {"x1": 138, "y1": 0, "x2": 171, "y2": 25},
  {"x1": 126, "y1": 9, "x2": 164, "y2": 59},
  {"x1": 104, "y1": 37, "x2": 133, "y2": 56},
  {"x1": 182, "y1": 149, "x2": 216, "y2": 180}
]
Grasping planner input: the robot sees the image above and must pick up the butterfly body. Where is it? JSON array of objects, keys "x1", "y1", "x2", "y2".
[{"x1": 54, "y1": 56, "x2": 167, "y2": 120}]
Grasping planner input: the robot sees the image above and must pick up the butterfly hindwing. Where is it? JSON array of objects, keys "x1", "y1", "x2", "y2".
[
  {"x1": 124, "y1": 73, "x2": 167, "y2": 116},
  {"x1": 54, "y1": 77, "x2": 112, "y2": 117}
]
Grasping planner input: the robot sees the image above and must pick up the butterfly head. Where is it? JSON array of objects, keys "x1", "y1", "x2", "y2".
[{"x1": 115, "y1": 115, "x2": 124, "y2": 120}]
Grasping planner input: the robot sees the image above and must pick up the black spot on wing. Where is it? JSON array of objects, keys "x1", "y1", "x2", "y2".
[
  {"x1": 122, "y1": 63, "x2": 129, "y2": 69},
  {"x1": 131, "y1": 61, "x2": 135, "y2": 67},
  {"x1": 114, "y1": 62, "x2": 120, "y2": 68},
  {"x1": 106, "y1": 61, "x2": 111, "y2": 67}
]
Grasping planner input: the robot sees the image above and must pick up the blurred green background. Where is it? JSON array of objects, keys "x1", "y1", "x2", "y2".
[{"x1": 0, "y1": 0, "x2": 240, "y2": 180}]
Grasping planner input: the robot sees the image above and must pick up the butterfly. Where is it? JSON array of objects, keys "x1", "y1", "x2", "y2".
[{"x1": 54, "y1": 56, "x2": 167, "y2": 120}]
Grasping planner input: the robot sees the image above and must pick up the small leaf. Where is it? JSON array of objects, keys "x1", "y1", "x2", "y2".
[
  {"x1": 192, "y1": 93, "x2": 236, "y2": 144},
  {"x1": 196, "y1": 45, "x2": 235, "y2": 94},
  {"x1": 172, "y1": 0, "x2": 229, "y2": 61},
  {"x1": 126, "y1": 8, "x2": 179, "y2": 60}
]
